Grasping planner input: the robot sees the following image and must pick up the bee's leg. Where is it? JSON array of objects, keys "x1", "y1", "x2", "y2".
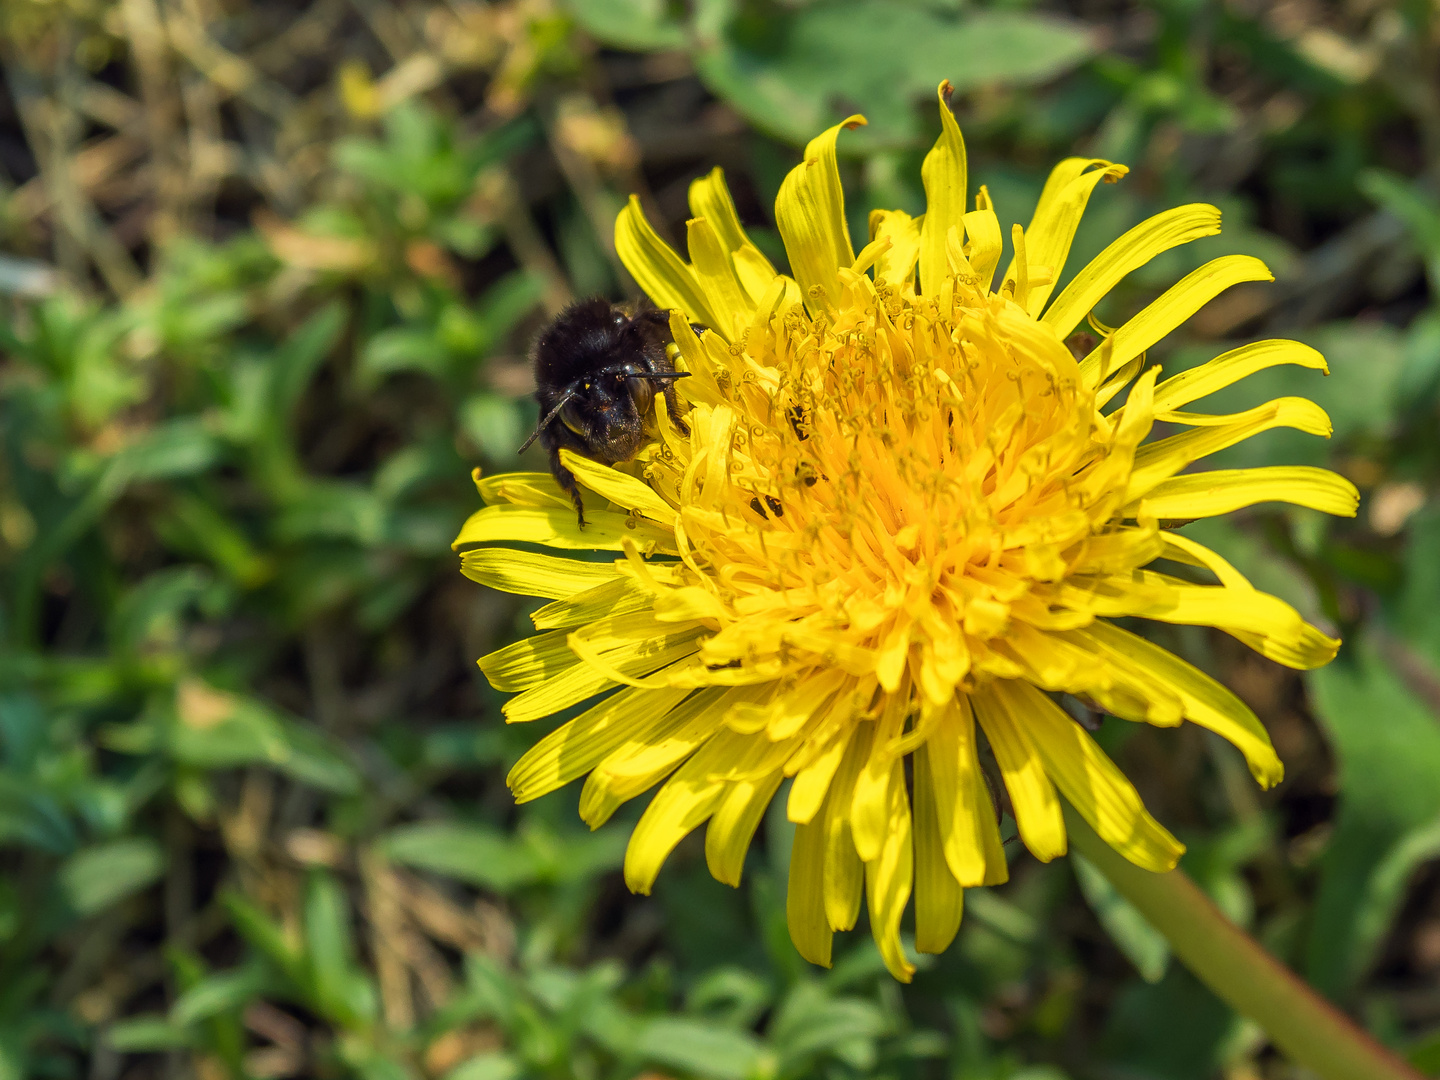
[
  {"x1": 634, "y1": 312, "x2": 693, "y2": 437},
  {"x1": 660, "y1": 381, "x2": 690, "y2": 437},
  {"x1": 550, "y1": 447, "x2": 587, "y2": 528}
]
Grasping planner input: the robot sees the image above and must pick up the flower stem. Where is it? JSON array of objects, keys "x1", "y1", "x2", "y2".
[{"x1": 1063, "y1": 806, "x2": 1423, "y2": 1080}]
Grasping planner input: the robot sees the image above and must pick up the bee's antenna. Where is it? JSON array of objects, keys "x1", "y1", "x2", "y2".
[
  {"x1": 518, "y1": 390, "x2": 576, "y2": 454},
  {"x1": 643, "y1": 371, "x2": 691, "y2": 382}
]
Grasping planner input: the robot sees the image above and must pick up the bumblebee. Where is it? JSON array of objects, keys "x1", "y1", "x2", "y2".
[{"x1": 518, "y1": 298, "x2": 691, "y2": 525}]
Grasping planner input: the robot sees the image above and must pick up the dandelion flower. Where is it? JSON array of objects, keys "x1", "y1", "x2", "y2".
[{"x1": 455, "y1": 85, "x2": 1356, "y2": 981}]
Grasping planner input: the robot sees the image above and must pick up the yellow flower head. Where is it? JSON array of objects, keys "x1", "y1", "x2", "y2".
[{"x1": 455, "y1": 85, "x2": 1356, "y2": 981}]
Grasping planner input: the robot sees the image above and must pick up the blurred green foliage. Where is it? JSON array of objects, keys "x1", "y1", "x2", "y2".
[{"x1": 1, "y1": 1, "x2": 1440, "y2": 1078}]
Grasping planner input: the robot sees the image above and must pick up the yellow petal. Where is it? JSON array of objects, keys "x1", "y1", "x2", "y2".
[
  {"x1": 1125, "y1": 397, "x2": 1334, "y2": 502},
  {"x1": 614, "y1": 195, "x2": 721, "y2": 329},
  {"x1": 874, "y1": 617, "x2": 912, "y2": 693},
  {"x1": 561, "y1": 616, "x2": 709, "y2": 692},
  {"x1": 651, "y1": 585, "x2": 728, "y2": 625},
  {"x1": 569, "y1": 610, "x2": 703, "y2": 653},
  {"x1": 502, "y1": 663, "x2": 619, "y2": 722},
  {"x1": 507, "y1": 686, "x2": 691, "y2": 802},
  {"x1": 1079, "y1": 255, "x2": 1274, "y2": 387},
  {"x1": 999, "y1": 620, "x2": 1182, "y2": 727},
  {"x1": 1042, "y1": 203, "x2": 1222, "y2": 338},
  {"x1": 1131, "y1": 466, "x2": 1359, "y2": 520},
  {"x1": 1009, "y1": 681, "x2": 1184, "y2": 872},
  {"x1": 851, "y1": 689, "x2": 908, "y2": 862},
  {"x1": 787, "y1": 703, "x2": 858, "y2": 825},
  {"x1": 974, "y1": 682, "x2": 1067, "y2": 862},
  {"x1": 688, "y1": 166, "x2": 780, "y2": 305},
  {"x1": 851, "y1": 234, "x2": 891, "y2": 279},
  {"x1": 925, "y1": 697, "x2": 1007, "y2": 886},
  {"x1": 823, "y1": 720, "x2": 871, "y2": 932},
  {"x1": 1073, "y1": 621, "x2": 1283, "y2": 787},
  {"x1": 776, "y1": 115, "x2": 867, "y2": 314},
  {"x1": 1161, "y1": 532, "x2": 1340, "y2": 668},
  {"x1": 1097, "y1": 569, "x2": 1339, "y2": 669},
  {"x1": 531, "y1": 577, "x2": 655, "y2": 629},
  {"x1": 504, "y1": 626, "x2": 706, "y2": 722},
  {"x1": 558, "y1": 449, "x2": 677, "y2": 522},
  {"x1": 581, "y1": 686, "x2": 759, "y2": 825},
  {"x1": 623, "y1": 728, "x2": 749, "y2": 893},
  {"x1": 863, "y1": 762, "x2": 916, "y2": 982},
  {"x1": 963, "y1": 188, "x2": 1002, "y2": 288},
  {"x1": 913, "y1": 741, "x2": 964, "y2": 954},
  {"x1": 787, "y1": 806, "x2": 833, "y2": 968},
  {"x1": 869, "y1": 209, "x2": 921, "y2": 289},
  {"x1": 474, "y1": 471, "x2": 572, "y2": 509},
  {"x1": 919, "y1": 82, "x2": 968, "y2": 298},
  {"x1": 1002, "y1": 158, "x2": 1128, "y2": 315},
  {"x1": 765, "y1": 669, "x2": 850, "y2": 742},
  {"x1": 1151, "y1": 339, "x2": 1328, "y2": 414},
  {"x1": 1068, "y1": 527, "x2": 1165, "y2": 577},
  {"x1": 706, "y1": 768, "x2": 784, "y2": 886},
  {"x1": 453, "y1": 504, "x2": 675, "y2": 553},
  {"x1": 686, "y1": 216, "x2": 750, "y2": 341},
  {"x1": 461, "y1": 548, "x2": 622, "y2": 599},
  {"x1": 479, "y1": 629, "x2": 577, "y2": 692}
]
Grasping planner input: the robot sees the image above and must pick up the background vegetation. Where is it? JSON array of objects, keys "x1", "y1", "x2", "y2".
[{"x1": 1, "y1": 0, "x2": 1439, "y2": 1077}]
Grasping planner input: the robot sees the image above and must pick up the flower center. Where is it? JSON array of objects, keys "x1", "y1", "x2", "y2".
[{"x1": 646, "y1": 274, "x2": 1125, "y2": 706}]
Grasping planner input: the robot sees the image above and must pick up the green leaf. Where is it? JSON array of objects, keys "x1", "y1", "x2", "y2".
[
  {"x1": 0, "y1": 692, "x2": 49, "y2": 771},
  {"x1": 169, "y1": 687, "x2": 359, "y2": 795},
  {"x1": 460, "y1": 395, "x2": 525, "y2": 462},
  {"x1": 635, "y1": 1017, "x2": 766, "y2": 1080},
  {"x1": 565, "y1": 0, "x2": 688, "y2": 51},
  {"x1": 470, "y1": 272, "x2": 543, "y2": 359},
  {"x1": 1101, "y1": 965, "x2": 1237, "y2": 1080},
  {"x1": 1398, "y1": 506, "x2": 1440, "y2": 669},
  {"x1": 171, "y1": 965, "x2": 273, "y2": 1025},
  {"x1": 1306, "y1": 641, "x2": 1440, "y2": 997},
  {"x1": 1360, "y1": 169, "x2": 1440, "y2": 282},
  {"x1": 106, "y1": 1016, "x2": 195, "y2": 1052},
  {"x1": 0, "y1": 777, "x2": 80, "y2": 854},
  {"x1": 1399, "y1": 309, "x2": 1440, "y2": 407},
  {"x1": 380, "y1": 821, "x2": 543, "y2": 892},
  {"x1": 445, "y1": 1052, "x2": 522, "y2": 1080},
  {"x1": 100, "y1": 419, "x2": 220, "y2": 497},
  {"x1": 695, "y1": 3, "x2": 1096, "y2": 145},
  {"x1": 109, "y1": 566, "x2": 214, "y2": 651},
  {"x1": 158, "y1": 492, "x2": 273, "y2": 587},
  {"x1": 270, "y1": 301, "x2": 347, "y2": 415},
  {"x1": 768, "y1": 982, "x2": 887, "y2": 1071},
  {"x1": 964, "y1": 888, "x2": 1038, "y2": 945},
  {"x1": 275, "y1": 479, "x2": 386, "y2": 545},
  {"x1": 1073, "y1": 852, "x2": 1171, "y2": 983},
  {"x1": 60, "y1": 838, "x2": 164, "y2": 916},
  {"x1": 304, "y1": 870, "x2": 376, "y2": 1026},
  {"x1": 361, "y1": 327, "x2": 450, "y2": 383},
  {"x1": 1408, "y1": 1026, "x2": 1440, "y2": 1075},
  {"x1": 222, "y1": 891, "x2": 305, "y2": 984}
]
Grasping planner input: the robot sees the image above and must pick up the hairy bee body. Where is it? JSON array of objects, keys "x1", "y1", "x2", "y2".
[{"x1": 521, "y1": 298, "x2": 690, "y2": 524}]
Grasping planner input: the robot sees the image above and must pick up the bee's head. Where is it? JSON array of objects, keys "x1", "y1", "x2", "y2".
[
  {"x1": 520, "y1": 300, "x2": 689, "y2": 460},
  {"x1": 553, "y1": 360, "x2": 659, "y2": 463}
]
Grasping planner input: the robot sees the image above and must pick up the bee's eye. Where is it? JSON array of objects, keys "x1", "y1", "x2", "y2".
[
  {"x1": 560, "y1": 399, "x2": 587, "y2": 437},
  {"x1": 626, "y1": 375, "x2": 654, "y2": 414},
  {"x1": 613, "y1": 311, "x2": 627, "y2": 326}
]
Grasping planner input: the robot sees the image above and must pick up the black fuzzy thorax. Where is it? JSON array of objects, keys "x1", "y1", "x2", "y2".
[{"x1": 529, "y1": 297, "x2": 684, "y2": 524}]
